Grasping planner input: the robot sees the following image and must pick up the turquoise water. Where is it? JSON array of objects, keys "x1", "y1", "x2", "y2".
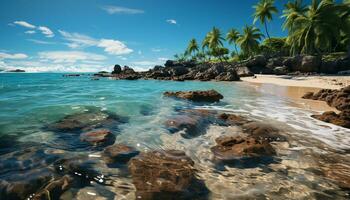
[{"x1": 0, "y1": 73, "x2": 349, "y2": 199}]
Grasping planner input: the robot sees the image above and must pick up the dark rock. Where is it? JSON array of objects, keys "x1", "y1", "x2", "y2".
[
  {"x1": 273, "y1": 66, "x2": 289, "y2": 75},
  {"x1": 7, "y1": 69, "x2": 25, "y2": 73},
  {"x1": 153, "y1": 65, "x2": 164, "y2": 71},
  {"x1": 128, "y1": 150, "x2": 206, "y2": 199},
  {"x1": 301, "y1": 56, "x2": 321, "y2": 72},
  {"x1": 122, "y1": 66, "x2": 135, "y2": 74},
  {"x1": 163, "y1": 90, "x2": 223, "y2": 103},
  {"x1": 245, "y1": 55, "x2": 267, "y2": 68},
  {"x1": 210, "y1": 135, "x2": 276, "y2": 161},
  {"x1": 63, "y1": 74, "x2": 81, "y2": 77},
  {"x1": 80, "y1": 129, "x2": 115, "y2": 146},
  {"x1": 283, "y1": 56, "x2": 303, "y2": 71},
  {"x1": 165, "y1": 114, "x2": 207, "y2": 138},
  {"x1": 312, "y1": 111, "x2": 350, "y2": 128},
  {"x1": 302, "y1": 92, "x2": 315, "y2": 99},
  {"x1": 168, "y1": 66, "x2": 189, "y2": 76},
  {"x1": 215, "y1": 71, "x2": 240, "y2": 81},
  {"x1": 112, "y1": 65, "x2": 122, "y2": 74},
  {"x1": 267, "y1": 57, "x2": 285, "y2": 69},
  {"x1": 102, "y1": 144, "x2": 139, "y2": 164},
  {"x1": 217, "y1": 113, "x2": 251, "y2": 126},
  {"x1": 32, "y1": 175, "x2": 74, "y2": 200},
  {"x1": 235, "y1": 66, "x2": 254, "y2": 77}
]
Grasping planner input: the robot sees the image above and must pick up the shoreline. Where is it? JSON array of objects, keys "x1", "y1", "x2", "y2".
[{"x1": 241, "y1": 75, "x2": 350, "y2": 90}]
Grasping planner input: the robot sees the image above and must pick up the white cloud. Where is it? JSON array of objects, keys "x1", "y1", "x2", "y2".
[
  {"x1": 25, "y1": 30, "x2": 36, "y2": 34},
  {"x1": 98, "y1": 39, "x2": 133, "y2": 55},
  {"x1": 38, "y1": 51, "x2": 106, "y2": 63},
  {"x1": 0, "y1": 52, "x2": 28, "y2": 59},
  {"x1": 38, "y1": 26, "x2": 54, "y2": 38},
  {"x1": 27, "y1": 39, "x2": 56, "y2": 45},
  {"x1": 59, "y1": 30, "x2": 133, "y2": 55},
  {"x1": 101, "y1": 6, "x2": 144, "y2": 14},
  {"x1": 13, "y1": 21, "x2": 36, "y2": 29},
  {"x1": 166, "y1": 19, "x2": 177, "y2": 25},
  {"x1": 158, "y1": 57, "x2": 169, "y2": 61}
]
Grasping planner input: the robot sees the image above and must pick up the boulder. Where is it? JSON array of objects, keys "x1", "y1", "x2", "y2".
[
  {"x1": 235, "y1": 66, "x2": 254, "y2": 77},
  {"x1": 122, "y1": 66, "x2": 135, "y2": 74},
  {"x1": 301, "y1": 55, "x2": 321, "y2": 72},
  {"x1": 215, "y1": 71, "x2": 240, "y2": 81},
  {"x1": 273, "y1": 66, "x2": 289, "y2": 75},
  {"x1": 80, "y1": 129, "x2": 115, "y2": 146},
  {"x1": 311, "y1": 111, "x2": 350, "y2": 128},
  {"x1": 164, "y1": 90, "x2": 223, "y2": 103},
  {"x1": 128, "y1": 150, "x2": 205, "y2": 199},
  {"x1": 245, "y1": 55, "x2": 267, "y2": 68},
  {"x1": 102, "y1": 144, "x2": 139, "y2": 164},
  {"x1": 283, "y1": 56, "x2": 303, "y2": 71},
  {"x1": 168, "y1": 66, "x2": 189, "y2": 76},
  {"x1": 242, "y1": 122, "x2": 287, "y2": 142},
  {"x1": 165, "y1": 113, "x2": 209, "y2": 138},
  {"x1": 210, "y1": 135, "x2": 276, "y2": 161},
  {"x1": 112, "y1": 64, "x2": 122, "y2": 74}
]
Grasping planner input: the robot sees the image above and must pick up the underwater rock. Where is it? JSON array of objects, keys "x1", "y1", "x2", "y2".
[
  {"x1": 211, "y1": 135, "x2": 276, "y2": 161},
  {"x1": 102, "y1": 144, "x2": 139, "y2": 165},
  {"x1": 80, "y1": 129, "x2": 115, "y2": 146},
  {"x1": 323, "y1": 163, "x2": 350, "y2": 189},
  {"x1": 32, "y1": 175, "x2": 74, "y2": 200},
  {"x1": 128, "y1": 150, "x2": 207, "y2": 199},
  {"x1": 217, "y1": 113, "x2": 251, "y2": 126},
  {"x1": 163, "y1": 89, "x2": 223, "y2": 103},
  {"x1": 242, "y1": 122, "x2": 288, "y2": 142},
  {"x1": 311, "y1": 111, "x2": 350, "y2": 128}
]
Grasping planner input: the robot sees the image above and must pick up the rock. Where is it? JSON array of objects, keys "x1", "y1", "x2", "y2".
[
  {"x1": 215, "y1": 71, "x2": 240, "y2": 81},
  {"x1": 33, "y1": 175, "x2": 74, "y2": 200},
  {"x1": 242, "y1": 122, "x2": 287, "y2": 142},
  {"x1": 301, "y1": 55, "x2": 321, "y2": 72},
  {"x1": 235, "y1": 66, "x2": 254, "y2": 77},
  {"x1": 102, "y1": 144, "x2": 139, "y2": 164},
  {"x1": 311, "y1": 111, "x2": 350, "y2": 128},
  {"x1": 246, "y1": 55, "x2": 267, "y2": 68},
  {"x1": 122, "y1": 66, "x2": 135, "y2": 74},
  {"x1": 128, "y1": 150, "x2": 206, "y2": 199},
  {"x1": 0, "y1": 168, "x2": 53, "y2": 200},
  {"x1": 63, "y1": 74, "x2": 81, "y2": 77},
  {"x1": 217, "y1": 113, "x2": 251, "y2": 126},
  {"x1": 210, "y1": 135, "x2": 276, "y2": 161},
  {"x1": 165, "y1": 114, "x2": 206, "y2": 138},
  {"x1": 266, "y1": 57, "x2": 284, "y2": 69},
  {"x1": 168, "y1": 66, "x2": 189, "y2": 76},
  {"x1": 273, "y1": 66, "x2": 289, "y2": 75},
  {"x1": 47, "y1": 110, "x2": 123, "y2": 133},
  {"x1": 6, "y1": 69, "x2": 25, "y2": 72},
  {"x1": 112, "y1": 65, "x2": 122, "y2": 74},
  {"x1": 152, "y1": 65, "x2": 164, "y2": 71},
  {"x1": 323, "y1": 163, "x2": 350, "y2": 189},
  {"x1": 80, "y1": 129, "x2": 115, "y2": 146},
  {"x1": 283, "y1": 56, "x2": 302, "y2": 71},
  {"x1": 164, "y1": 60, "x2": 196, "y2": 68},
  {"x1": 163, "y1": 90, "x2": 223, "y2": 103}
]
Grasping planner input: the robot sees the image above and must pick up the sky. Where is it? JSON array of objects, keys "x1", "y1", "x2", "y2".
[{"x1": 0, "y1": 0, "x2": 293, "y2": 72}]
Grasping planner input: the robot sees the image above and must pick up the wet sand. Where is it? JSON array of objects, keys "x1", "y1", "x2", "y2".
[
  {"x1": 242, "y1": 82, "x2": 339, "y2": 112},
  {"x1": 241, "y1": 75, "x2": 350, "y2": 90}
]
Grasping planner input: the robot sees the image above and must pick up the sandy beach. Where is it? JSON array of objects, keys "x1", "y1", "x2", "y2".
[{"x1": 241, "y1": 75, "x2": 350, "y2": 90}]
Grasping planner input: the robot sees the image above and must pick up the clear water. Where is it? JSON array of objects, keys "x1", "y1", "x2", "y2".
[{"x1": 0, "y1": 73, "x2": 349, "y2": 199}]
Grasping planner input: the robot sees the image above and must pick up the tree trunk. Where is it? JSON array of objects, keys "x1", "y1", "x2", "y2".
[{"x1": 264, "y1": 21, "x2": 270, "y2": 40}]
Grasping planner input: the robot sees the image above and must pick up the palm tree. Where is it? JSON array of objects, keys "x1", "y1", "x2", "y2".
[
  {"x1": 207, "y1": 27, "x2": 225, "y2": 50},
  {"x1": 226, "y1": 28, "x2": 240, "y2": 54},
  {"x1": 186, "y1": 39, "x2": 199, "y2": 58},
  {"x1": 281, "y1": 0, "x2": 307, "y2": 31},
  {"x1": 253, "y1": 0, "x2": 278, "y2": 39},
  {"x1": 287, "y1": 0, "x2": 344, "y2": 55},
  {"x1": 237, "y1": 25, "x2": 264, "y2": 57}
]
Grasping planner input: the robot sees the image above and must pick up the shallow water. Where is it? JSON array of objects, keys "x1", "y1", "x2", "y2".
[{"x1": 0, "y1": 73, "x2": 349, "y2": 199}]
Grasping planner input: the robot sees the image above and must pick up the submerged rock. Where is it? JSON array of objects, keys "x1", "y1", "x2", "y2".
[
  {"x1": 311, "y1": 111, "x2": 350, "y2": 128},
  {"x1": 80, "y1": 129, "x2": 115, "y2": 146},
  {"x1": 102, "y1": 144, "x2": 139, "y2": 165},
  {"x1": 242, "y1": 122, "x2": 287, "y2": 142},
  {"x1": 33, "y1": 175, "x2": 74, "y2": 200},
  {"x1": 323, "y1": 163, "x2": 350, "y2": 189},
  {"x1": 211, "y1": 135, "x2": 276, "y2": 161},
  {"x1": 128, "y1": 150, "x2": 207, "y2": 199},
  {"x1": 217, "y1": 113, "x2": 251, "y2": 126},
  {"x1": 163, "y1": 90, "x2": 223, "y2": 103}
]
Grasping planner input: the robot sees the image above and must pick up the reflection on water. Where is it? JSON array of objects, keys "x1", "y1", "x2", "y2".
[{"x1": 0, "y1": 73, "x2": 349, "y2": 200}]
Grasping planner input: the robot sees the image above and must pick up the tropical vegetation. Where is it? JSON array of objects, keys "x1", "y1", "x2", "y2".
[{"x1": 175, "y1": 0, "x2": 350, "y2": 63}]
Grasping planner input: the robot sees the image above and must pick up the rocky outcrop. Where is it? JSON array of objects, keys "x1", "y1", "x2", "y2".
[
  {"x1": 243, "y1": 122, "x2": 288, "y2": 142},
  {"x1": 112, "y1": 64, "x2": 122, "y2": 74},
  {"x1": 164, "y1": 90, "x2": 223, "y2": 103},
  {"x1": 6, "y1": 69, "x2": 25, "y2": 72},
  {"x1": 218, "y1": 113, "x2": 251, "y2": 126},
  {"x1": 311, "y1": 111, "x2": 350, "y2": 128},
  {"x1": 102, "y1": 144, "x2": 139, "y2": 165},
  {"x1": 211, "y1": 135, "x2": 276, "y2": 161},
  {"x1": 303, "y1": 86, "x2": 350, "y2": 128},
  {"x1": 128, "y1": 150, "x2": 207, "y2": 199}
]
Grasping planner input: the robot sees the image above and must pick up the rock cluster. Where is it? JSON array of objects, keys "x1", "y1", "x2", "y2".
[
  {"x1": 302, "y1": 86, "x2": 350, "y2": 128},
  {"x1": 164, "y1": 89, "x2": 224, "y2": 103}
]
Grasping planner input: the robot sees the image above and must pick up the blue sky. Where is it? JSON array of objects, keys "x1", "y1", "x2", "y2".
[{"x1": 0, "y1": 0, "x2": 291, "y2": 72}]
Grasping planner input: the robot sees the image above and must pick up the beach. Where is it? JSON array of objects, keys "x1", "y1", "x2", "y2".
[{"x1": 242, "y1": 75, "x2": 350, "y2": 90}]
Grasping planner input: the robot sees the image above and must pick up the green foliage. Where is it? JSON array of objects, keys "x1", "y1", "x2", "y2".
[
  {"x1": 226, "y1": 28, "x2": 240, "y2": 54},
  {"x1": 209, "y1": 47, "x2": 230, "y2": 61},
  {"x1": 253, "y1": 0, "x2": 278, "y2": 39},
  {"x1": 237, "y1": 25, "x2": 264, "y2": 57},
  {"x1": 186, "y1": 39, "x2": 199, "y2": 57},
  {"x1": 259, "y1": 37, "x2": 290, "y2": 57}
]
